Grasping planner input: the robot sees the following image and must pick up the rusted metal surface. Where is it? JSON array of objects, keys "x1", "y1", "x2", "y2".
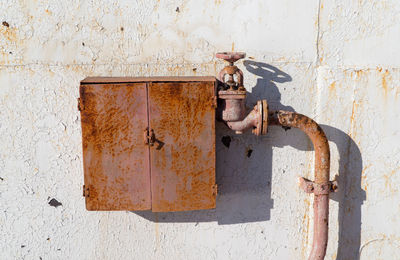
[
  {"x1": 268, "y1": 110, "x2": 331, "y2": 260},
  {"x1": 80, "y1": 77, "x2": 217, "y2": 212},
  {"x1": 79, "y1": 83, "x2": 151, "y2": 211},
  {"x1": 148, "y1": 81, "x2": 217, "y2": 212},
  {"x1": 81, "y1": 76, "x2": 216, "y2": 84},
  {"x1": 268, "y1": 111, "x2": 330, "y2": 184}
]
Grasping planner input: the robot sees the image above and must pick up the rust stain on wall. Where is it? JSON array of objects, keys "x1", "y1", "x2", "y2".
[
  {"x1": 328, "y1": 81, "x2": 337, "y2": 99},
  {"x1": 383, "y1": 167, "x2": 399, "y2": 193},
  {"x1": 349, "y1": 100, "x2": 358, "y2": 139},
  {"x1": 381, "y1": 69, "x2": 390, "y2": 98},
  {"x1": 1, "y1": 29, "x2": 16, "y2": 44},
  {"x1": 361, "y1": 164, "x2": 372, "y2": 192},
  {"x1": 328, "y1": 81, "x2": 336, "y2": 92}
]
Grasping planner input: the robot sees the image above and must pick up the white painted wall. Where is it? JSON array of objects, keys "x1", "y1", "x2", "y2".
[{"x1": 1, "y1": 0, "x2": 399, "y2": 259}]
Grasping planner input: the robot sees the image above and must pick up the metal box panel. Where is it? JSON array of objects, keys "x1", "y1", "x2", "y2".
[
  {"x1": 79, "y1": 77, "x2": 217, "y2": 212},
  {"x1": 81, "y1": 76, "x2": 217, "y2": 84},
  {"x1": 79, "y1": 83, "x2": 151, "y2": 210},
  {"x1": 148, "y1": 82, "x2": 217, "y2": 212}
]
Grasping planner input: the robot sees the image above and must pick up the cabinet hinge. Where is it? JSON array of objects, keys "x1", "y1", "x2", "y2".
[
  {"x1": 77, "y1": 98, "x2": 84, "y2": 111},
  {"x1": 212, "y1": 184, "x2": 218, "y2": 197},
  {"x1": 144, "y1": 128, "x2": 156, "y2": 146},
  {"x1": 211, "y1": 96, "x2": 217, "y2": 109},
  {"x1": 83, "y1": 185, "x2": 90, "y2": 197}
]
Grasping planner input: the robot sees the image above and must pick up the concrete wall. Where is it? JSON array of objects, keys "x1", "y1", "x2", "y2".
[{"x1": 1, "y1": 0, "x2": 399, "y2": 259}]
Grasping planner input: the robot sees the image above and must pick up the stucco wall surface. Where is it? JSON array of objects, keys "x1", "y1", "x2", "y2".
[{"x1": 0, "y1": 0, "x2": 399, "y2": 259}]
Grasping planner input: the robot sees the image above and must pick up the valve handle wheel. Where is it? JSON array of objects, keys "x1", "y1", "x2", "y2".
[
  {"x1": 216, "y1": 52, "x2": 246, "y2": 90},
  {"x1": 216, "y1": 52, "x2": 246, "y2": 64}
]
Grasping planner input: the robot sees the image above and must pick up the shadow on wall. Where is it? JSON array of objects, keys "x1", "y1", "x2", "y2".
[
  {"x1": 243, "y1": 60, "x2": 294, "y2": 111},
  {"x1": 134, "y1": 61, "x2": 365, "y2": 259},
  {"x1": 323, "y1": 124, "x2": 365, "y2": 260}
]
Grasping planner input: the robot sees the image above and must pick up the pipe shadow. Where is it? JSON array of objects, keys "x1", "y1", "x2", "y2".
[
  {"x1": 133, "y1": 62, "x2": 365, "y2": 258},
  {"x1": 320, "y1": 125, "x2": 365, "y2": 260}
]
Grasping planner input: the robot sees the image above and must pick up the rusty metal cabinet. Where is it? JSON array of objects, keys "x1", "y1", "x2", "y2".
[{"x1": 79, "y1": 77, "x2": 217, "y2": 212}]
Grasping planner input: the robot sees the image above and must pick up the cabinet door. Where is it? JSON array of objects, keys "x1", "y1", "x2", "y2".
[
  {"x1": 148, "y1": 82, "x2": 216, "y2": 212},
  {"x1": 80, "y1": 83, "x2": 151, "y2": 210}
]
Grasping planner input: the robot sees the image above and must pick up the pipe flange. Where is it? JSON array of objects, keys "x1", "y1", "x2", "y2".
[
  {"x1": 252, "y1": 101, "x2": 263, "y2": 136},
  {"x1": 218, "y1": 89, "x2": 247, "y2": 100},
  {"x1": 262, "y1": 100, "x2": 268, "y2": 135},
  {"x1": 251, "y1": 100, "x2": 268, "y2": 136}
]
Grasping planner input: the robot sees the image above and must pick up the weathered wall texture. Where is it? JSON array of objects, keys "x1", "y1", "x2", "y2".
[{"x1": 1, "y1": 0, "x2": 399, "y2": 259}]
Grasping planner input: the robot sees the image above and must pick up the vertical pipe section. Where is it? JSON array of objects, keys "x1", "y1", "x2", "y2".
[{"x1": 269, "y1": 110, "x2": 330, "y2": 260}]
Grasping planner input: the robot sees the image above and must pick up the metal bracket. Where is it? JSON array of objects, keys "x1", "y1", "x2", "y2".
[{"x1": 299, "y1": 177, "x2": 338, "y2": 195}]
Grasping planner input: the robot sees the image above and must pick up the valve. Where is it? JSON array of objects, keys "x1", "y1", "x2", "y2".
[
  {"x1": 216, "y1": 52, "x2": 268, "y2": 136},
  {"x1": 216, "y1": 52, "x2": 246, "y2": 90}
]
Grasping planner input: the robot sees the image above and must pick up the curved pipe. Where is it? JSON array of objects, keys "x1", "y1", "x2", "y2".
[
  {"x1": 216, "y1": 51, "x2": 332, "y2": 259},
  {"x1": 225, "y1": 106, "x2": 259, "y2": 133},
  {"x1": 269, "y1": 110, "x2": 330, "y2": 260}
]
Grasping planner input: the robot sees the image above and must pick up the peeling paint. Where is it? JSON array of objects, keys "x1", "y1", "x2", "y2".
[
  {"x1": 0, "y1": 1, "x2": 399, "y2": 259},
  {"x1": 48, "y1": 198, "x2": 62, "y2": 208}
]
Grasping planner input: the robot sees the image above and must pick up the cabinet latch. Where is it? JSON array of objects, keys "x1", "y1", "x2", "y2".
[{"x1": 144, "y1": 128, "x2": 156, "y2": 146}]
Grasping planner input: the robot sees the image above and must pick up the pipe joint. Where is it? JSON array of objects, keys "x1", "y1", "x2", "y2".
[
  {"x1": 300, "y1": 177, "x2": 338, "y2": 195},
  {"x1": 220, "y1": 99, "x2": 268, "y2": 136}
]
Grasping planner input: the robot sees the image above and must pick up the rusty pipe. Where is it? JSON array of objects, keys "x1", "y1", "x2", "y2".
[
  {"x1": 219, "y1": 100, "x2": 332, "y2": 259},
  {"x1": 269, "y1": 110, "x2": 330, "y2": 260},
  {"x1": 225, "y1": 105, "x2": 259, "y2": 134},
  {"x1": 216, "y1": 52, "x2": 333, "y2": 259},
  {"x1": 217, "y1": 98, "x2": 265, "y2": 135}
]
